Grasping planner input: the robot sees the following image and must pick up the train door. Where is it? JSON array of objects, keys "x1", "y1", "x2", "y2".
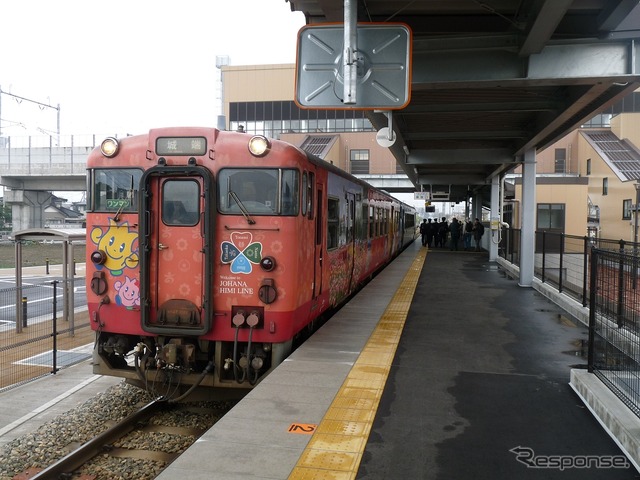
[
  {"x1": 313, "y1": 184, "x2": 324, "y2": 299},
  {"x1": 389, "y1": 205, "x2": 395, "y2": 256},
  {"x1": 399, "y1": 211, "x2": 405, "y2": 246},
  {"x1": 346, "y1": 192, "x2": 356, "y2": 291},
  {"x1": 139, "y1": 166, "x2": 214, "y2": 335}
]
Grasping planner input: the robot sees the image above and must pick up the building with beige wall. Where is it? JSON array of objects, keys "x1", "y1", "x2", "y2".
[
  {"x1": 221, "y1": 64, "x2": 402, "y2": 176},
  {"x1": 510, "y1": 107, "x2": 640, "y2": 242},
  {"x1": 222, "y1": 64, "x2": 640, "y2": 240}
]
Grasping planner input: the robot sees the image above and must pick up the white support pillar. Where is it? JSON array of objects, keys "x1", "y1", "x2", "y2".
[
  {"x1": 520, "y1": 148, "x2": 536, "y2": 287},
  {"x1": 489, "y1": 175, "x2": 500, "y2": 261},
  {"x1": 63, "y1": 240, "x2": 76, "y2": 333}
]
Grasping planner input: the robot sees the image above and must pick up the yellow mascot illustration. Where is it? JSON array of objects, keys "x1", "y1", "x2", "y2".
[{"x1": 90, "y1": 218, "x2": 139, "y2": 276}]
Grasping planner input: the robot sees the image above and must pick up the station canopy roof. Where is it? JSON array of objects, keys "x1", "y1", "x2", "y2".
[
  {"x1": 287, "y1": 0, "x2": 640, "y2": 203},
  {"x1": 11, "y1": 228, "x2": 86, "y2": 243}
]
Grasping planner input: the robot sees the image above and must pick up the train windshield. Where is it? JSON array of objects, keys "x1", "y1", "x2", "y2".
[
  {"x1": 89, "y1": 168, "x2": 143, "y2": 212},
  {"x1": 218, "y1": 168, "x2": 299, "y2": 216}
]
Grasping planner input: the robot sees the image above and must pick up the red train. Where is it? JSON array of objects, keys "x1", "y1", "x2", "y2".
[{"x1": 85, "y1": 127, "x2": 416, "y2": 396}]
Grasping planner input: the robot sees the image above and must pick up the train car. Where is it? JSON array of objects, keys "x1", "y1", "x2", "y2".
[{"x1": 85, "y1": 127, "x2": 415, "y2": 396}]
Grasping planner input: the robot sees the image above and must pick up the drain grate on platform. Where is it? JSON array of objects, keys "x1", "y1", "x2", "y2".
[{"x1": 14, "y1": 350, "x2": 91, "y2": 368}]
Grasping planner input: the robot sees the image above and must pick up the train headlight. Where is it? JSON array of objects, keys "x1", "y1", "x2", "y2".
[
  {"x1": 100, "y1": 137, "x2": 120, "y2": 157},
  {"x1": 248, "y1": 135, "x2": 270, "y2": 157},
  {"x1": 90, "y1": 250, "x2": 107, "y2": 265},
  {"x1": 260, "y1": 256, "x2": 276, "y2": 272}
]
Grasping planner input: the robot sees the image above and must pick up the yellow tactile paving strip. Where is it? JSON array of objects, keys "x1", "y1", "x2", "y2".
[{"x1": 289, "y1": 248, "x2": 427, "y2": 479}]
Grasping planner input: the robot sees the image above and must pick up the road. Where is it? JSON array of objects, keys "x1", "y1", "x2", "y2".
[{"x1": 0, "y1": 264, "x2": 87, "y2": 327}]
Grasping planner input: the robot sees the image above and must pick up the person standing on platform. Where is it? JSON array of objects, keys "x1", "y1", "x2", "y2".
[
  {"x1": 449, "y1": 217, "x2": 461, "y2": 251},
  {"x1": 437, "y1": 217, "x2": 448, "y2": 248},
  {"x1": 473, "y1": 218, "x2": 485, "y2": 251},
  {"x1": 426, "y1": 218, "x2": 435, "y2": 248},
  {"x1": 463, "y1": 219, "x2": 473, "y2": 250},
  {"x1": 419, "y1": 219, "x2": 428, "y2": 246}
]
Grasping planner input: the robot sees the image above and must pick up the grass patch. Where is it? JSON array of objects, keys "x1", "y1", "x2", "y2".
[{"x1": 0, "y1": 242, "x2": 87, "y2": 269}]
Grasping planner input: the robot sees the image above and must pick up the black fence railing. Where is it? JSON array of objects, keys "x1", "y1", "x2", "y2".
[
  {"x1": 498, "y1": 228, "x2": 640, "y2": 307},
  {"x1": 588, "y1": 248, "x2": 640, "y2": 418},
  {"x1": 499, "y1": 230, "x2": 640, "y2": 417},
  {"x1": 0, "y1": 278, "x2": 91, "y2": 393},
  {"x1": 499, "y1": 227, "x2": 521, "y2": 267}
]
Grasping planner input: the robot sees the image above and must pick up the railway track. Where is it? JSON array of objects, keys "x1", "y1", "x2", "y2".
[{"x1": 21, "y1": 397, "x2": 231, "y2": 480}]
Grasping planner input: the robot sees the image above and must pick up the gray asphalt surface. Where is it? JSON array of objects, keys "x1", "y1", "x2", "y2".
[{"x1": 357, "y1": 249, "x2": 639, "y2": 480}]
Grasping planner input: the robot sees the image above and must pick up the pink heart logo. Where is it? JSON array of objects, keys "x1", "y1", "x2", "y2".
[{"x1": 230, "y1": 232, "x2": 253, "y2": 251}]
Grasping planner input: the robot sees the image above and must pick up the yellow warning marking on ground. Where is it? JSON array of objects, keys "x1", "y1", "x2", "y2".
[
  {"x1": 288, "y1": 423, "x2": 318, "y2": 435},
  {"x1": 288, "y1": 247, "x2": 427, "y2": 480}
]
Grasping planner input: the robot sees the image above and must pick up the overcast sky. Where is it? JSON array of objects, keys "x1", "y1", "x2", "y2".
[{"x1": 1, "y1": 0, "x2": 306, "y2": 137}]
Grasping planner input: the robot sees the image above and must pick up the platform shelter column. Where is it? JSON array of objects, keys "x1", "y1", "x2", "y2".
[
  {"x1": 489, "y1": 175, "x2": 500, "y2": 261},
  {"x1": 519, "y1": 148, "x2": 536, "y2": 287},
  {"x1": 4, "y1": 189, "x2": 53, "y2": 231}
]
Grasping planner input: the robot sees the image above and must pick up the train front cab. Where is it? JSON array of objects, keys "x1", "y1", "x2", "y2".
[{"x1": 88, "y1": 131, "x2": 333, "y2": 394}]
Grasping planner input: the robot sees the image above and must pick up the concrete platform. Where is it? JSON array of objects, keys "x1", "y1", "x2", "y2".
[
  {"x1": 0, "y1": 344, "x2": 122, "y2": 448},
  {"x1": 571, "y1": 369, "x2": 640, "y2": 472}
]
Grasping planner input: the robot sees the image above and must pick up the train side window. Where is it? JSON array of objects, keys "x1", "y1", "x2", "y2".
[
  {"x1": 327, "y1": 197, "x2": 339, "y2": 250},
  {"x1": 384, "y1": 208, "x2": 389, "y2": 234},
  {"x1": 302, "y1": 173, "x2": 308, "y2": 217},
  {"x1": 281, "y1": 170, "x2": 297, "y2": 215},
  {"x1": 307, "y1": 172, "x2": 314, "y2": 219},
  {"x1": 386, "y1": 209, "x2": 389, "y2": 234},
  {"x1": 369, "y1": 205, "x2": 374, "y2": 238},
  {"x1": 361, "y1": 204, "x2": 368, "y2": 241},
  {"x1": 346, "y1": 198, "x2": 354, "y2": 243},
  {"x1": 316, "y1": 189, "x2": 322, "y2": 245},
  {"x1": 373, "y1": 207, "x2": 377, "y2": 237},
  {"x1": 382, "y1": 208, "x2": 386, "y2": 235}
]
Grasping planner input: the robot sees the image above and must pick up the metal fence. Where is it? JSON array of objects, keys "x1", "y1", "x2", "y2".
[
  {"x1": 588, "y1": 248, "x2": 640, "y2": 418},
  {"x1": 499, "y1": 231, "x2": 640, "y2": 417},
  {"x1": 0, "y1": 278, "x2": 92, "y2": 393},
  {"x1": 498, "y1": 228, "x2": 640, "y2": 307}
]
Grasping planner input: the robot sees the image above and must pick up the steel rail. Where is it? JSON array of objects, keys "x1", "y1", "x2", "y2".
[{"x1": 30, "y1": 398, "x2": 165, "y2": 480}]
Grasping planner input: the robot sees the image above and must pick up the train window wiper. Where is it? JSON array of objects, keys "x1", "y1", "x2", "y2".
[
  {"x1": 113, "y1": 202, "x2": 125, "y2": 222},
  {"x1": 228, "y1": 190, "x2": 256, "y2": 225},
  {"x1": 114, "y1": 175, "x2": 135, "y2": 222}
]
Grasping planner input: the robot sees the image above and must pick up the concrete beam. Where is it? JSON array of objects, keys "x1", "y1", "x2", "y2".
[
  {"x1": 417, "y1": 173, "x2": 488, "y2": 185},
  {"x1": 412, "y1": 39, "x2": 640, "y2": 87},
  {"x1": 0, "y1": 175, "x2": 85, "y2": 191},
  {"x1": 408, "y1": 148, "x2": 514, "y2": 165},
  {"x1": 355, "y1": 174, "x2": 415, "y2": 192}
]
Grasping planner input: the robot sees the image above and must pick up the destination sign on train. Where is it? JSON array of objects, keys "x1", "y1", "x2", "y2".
[{"x1": 156, "y1": 137, "x2": 207, "y2": 155}]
